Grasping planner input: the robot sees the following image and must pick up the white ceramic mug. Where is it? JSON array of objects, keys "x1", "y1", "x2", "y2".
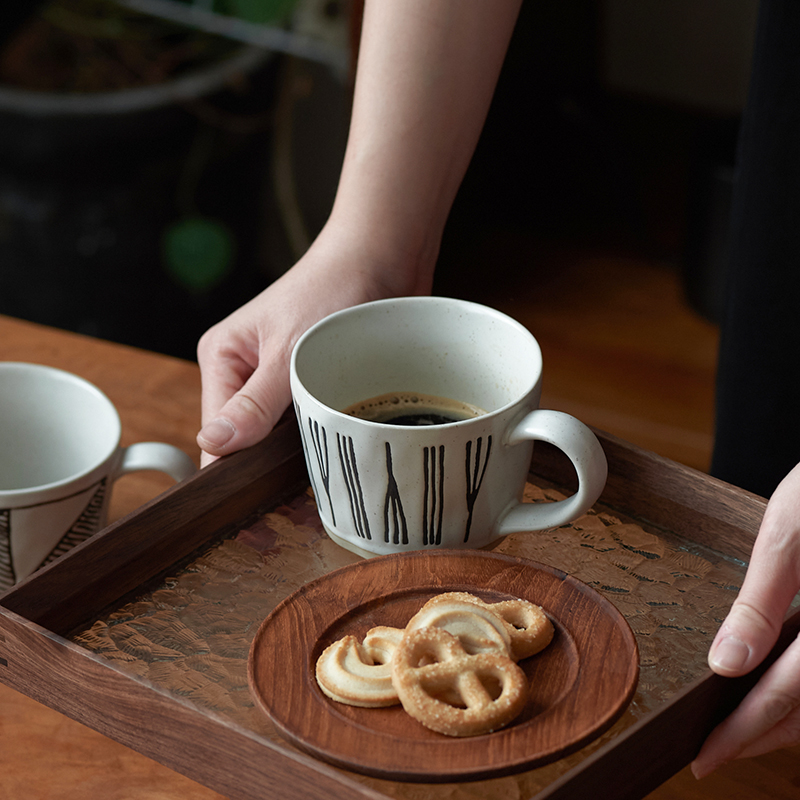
[
  {"x1": 0, "y1": 362, "x2": 197, "y2": 589},
  {"x1": 290, "y1": 297, "x2": 608, "y2": 558}
]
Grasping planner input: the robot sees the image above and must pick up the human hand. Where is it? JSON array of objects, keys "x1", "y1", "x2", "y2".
[
  {"x1": 692, "y1": 462, "x2": 800, "y2": 778},
  {"x1": 196, "y1": 0, "x2": 521, "y2": 465},
  {"x1": 196, "y1": 225, "x2": 433, "y2": 466}
]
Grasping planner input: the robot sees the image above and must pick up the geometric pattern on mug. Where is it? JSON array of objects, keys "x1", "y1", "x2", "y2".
[
  {"x1": 0, "y1": 508, "x2": 12, "y2": 591},
  {"x1": 464, "y1": 435, "x2": 492, "y2": 542},
  {"x1": 38, "y1": 478, "x2": 108, "y2": 571},
  {"x1": 422, "y1": 444, "x2": 445, "y2": 546},
  {"x1": 336, "y1": 432, "x2": 371, "y2": 540},
  {"x1": 383, "y1": 442, "x2": 408, "y2": 545},
  {"x1": 307, "y1": 416, "x2": 336, "y2": 526}
]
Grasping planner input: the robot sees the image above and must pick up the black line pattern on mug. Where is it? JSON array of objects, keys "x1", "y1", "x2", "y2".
[
  {"x1": 307, "y1": 417, "x2": 336, "y2": 526},
  {"x1": 464, "y1": 436, "x2": 492, "y2": 542},
  {"x1": 423, "y1": 445, "x2": 445, "y2": 546},
  {"x1": 296, "y1": 404, "x2": 323, "y2": 516},
  {"x1": 0, "y1": 509, "x2": 13, "y2": 591},
  {"x1": 383, "y1": 442, "x2": 408, "y2": 545},
  {"x1": 337, "y1": 433, "x2": 371, "y2": 539},
  {"x1": 39, "y1": 479, "x2": 107, "y2": 570}
]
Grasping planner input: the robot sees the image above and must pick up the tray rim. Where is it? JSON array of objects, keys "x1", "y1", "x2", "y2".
[{"x1": 0, "y1": 418, "x2": 788, "y2": 800}]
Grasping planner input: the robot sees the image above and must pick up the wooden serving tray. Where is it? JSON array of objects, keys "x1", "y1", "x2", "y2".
[{"x1": 1, "y1": 420, "x2": 798, "y2": 800}]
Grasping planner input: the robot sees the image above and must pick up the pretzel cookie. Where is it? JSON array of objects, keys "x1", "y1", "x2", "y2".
[
  {"x1": 391, "y1": 626, "x2": 528, "y2": 737},
  {"x1": 405, "y1": 596, "x2": 512, "y2": 657},
  {"x1": 314, "y1": 591, "x2": 553, "y2": 733},
  {"x1": 419, "y1": 592, "x2": 554, "y2": 660},
  {"x1": 315, "y1": 626, "x2": 404, "y2": 707}
]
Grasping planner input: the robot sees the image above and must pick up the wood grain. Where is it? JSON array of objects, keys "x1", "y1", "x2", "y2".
[
  {"x1": 540, "y1": 605, "x2": 800, "y2": 800},
  {"x1": 248, "y1": 551, "x2": 638, "y2": 782},
  {"x1": 0, "y1": 314, "x2": 227, "y2": 800},
  {"x1": 0, "y1": 604, "x2": 383, "y2": 800},
  {"x1": 441, "y1": 252, "x2": 720, "y2": 474},
  {"x1": 532, "y1": 432, "x2": 767, "y2": 563},
  {"x1": 2, "y1": 420, "x2": 795, "y2": 799},
  {"x1": 0, "y1": 315, "x2": 203, "y2": 522},
  {"x1": 1, "y1": 420, "x2": 307, "y2": 635}
]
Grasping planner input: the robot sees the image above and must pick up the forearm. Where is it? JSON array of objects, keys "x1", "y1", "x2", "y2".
[
  {"x1": 328, "y1": 0, "x2": 522, "y2": 294},
  {"x1": 195, "y1": 1, "x2": 520, "y2": 459}
]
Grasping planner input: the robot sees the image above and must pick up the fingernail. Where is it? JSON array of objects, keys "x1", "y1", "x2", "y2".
[
  {"x1": 199, "y1": 418, "x2": 235, "y2": 450},
  {"x1": 691, "y1": 758, "x2": 722, "y2": 780},
  {"x1": 710, "y1": 636, "x2": 750, "y2": 673}
]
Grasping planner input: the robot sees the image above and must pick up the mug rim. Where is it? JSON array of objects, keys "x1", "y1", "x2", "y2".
[
  {"x1": 290, "y1": 296, "x2": 542, "y2": 428},
  {"x1": 0, "y1": 362, "x2": 122, "y2": 505}
]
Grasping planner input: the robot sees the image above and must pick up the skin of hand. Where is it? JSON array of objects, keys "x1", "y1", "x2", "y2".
[
  {"x1": 197, "y1": 225, "x2": 426, "y2": 465},
  {"x1": 196, "y1": 0, "x2": 522, "y2": 464},
  {"x1": 692, "y1": 461, "x2": 800, "y2": 777}
]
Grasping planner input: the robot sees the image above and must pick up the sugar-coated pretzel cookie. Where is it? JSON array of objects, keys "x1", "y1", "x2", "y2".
[
  {"x1": 489, "y1": 599, "x2": 554, "y2": 659},
  {"x1": 392, "y1": 626, "x2": 528, "y2": 737},
  {"x1": 315, "y1": 626, "x2": 404, "y2": 707},
  {"x1": 420, "y1": 592, "x2": 554, "y2": 660},
  {"x1": 405, "y1": 597, "x2": 512, "y2": 657}
]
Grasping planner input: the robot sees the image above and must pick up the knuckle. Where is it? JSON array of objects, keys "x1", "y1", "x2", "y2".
[
  {"x1": 231, "y1": 391, "x2": 270, "y2": 425},
  {"x1": 196, "y1": 325, "x2": 222, "y2": 360},
  {"x1": 761, "y1": 689, "x2": 800, "y2": 726},
  {"x1": 728, "y1": 600, "x2": 782, "y2": 639}
]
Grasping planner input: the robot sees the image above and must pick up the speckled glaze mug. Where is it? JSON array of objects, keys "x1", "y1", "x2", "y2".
[
  {"x1": 290, "y1": 297, "x2": 608, "y2": 558},
  {"x1": 0, "y1": 363, "x2": 197, "y2": 590}
]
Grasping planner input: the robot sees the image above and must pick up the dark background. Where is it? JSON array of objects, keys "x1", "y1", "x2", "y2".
[{"x1": 0, "y1": 0, "x2": 753, "y2": 360}]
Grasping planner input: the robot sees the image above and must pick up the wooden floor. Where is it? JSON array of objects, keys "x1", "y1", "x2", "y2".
[{"x1": 444, "y1": 240, "x2": 720, "y2": 473}]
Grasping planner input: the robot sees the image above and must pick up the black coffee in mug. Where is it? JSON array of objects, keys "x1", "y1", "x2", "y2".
[{"x1": 343, "y1": 391, "x2": 485, "y2": 426}]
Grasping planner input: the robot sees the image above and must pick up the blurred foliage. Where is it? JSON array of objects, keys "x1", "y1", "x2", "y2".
[{"x1": 163, "y1": 217, "x2": 235, "y2": 293}]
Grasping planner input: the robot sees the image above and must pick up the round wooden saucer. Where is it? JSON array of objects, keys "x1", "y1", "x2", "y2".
[{"x1": 248, "y1": 550, "x2": 638, "y2": 782}]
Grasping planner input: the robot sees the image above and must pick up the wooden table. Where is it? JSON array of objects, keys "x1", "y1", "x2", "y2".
[
  {"x1": 0, "y1": 314, "x2": 225, "y2": 800},
  {"x1": 1, "y1": 314, "x2": 798, "y2": 800}
]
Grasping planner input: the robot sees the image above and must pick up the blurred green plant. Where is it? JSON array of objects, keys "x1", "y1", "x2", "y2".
[{"x1": 162, "y1": 217, "x2": 235, "y2": 293}]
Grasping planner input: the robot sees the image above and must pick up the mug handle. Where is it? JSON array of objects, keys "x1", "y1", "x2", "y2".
[
  {"x1": 116, "y1": 442, "x2": 197, "y2": 482},
  {"x1": 496, "y1": 409, "x2": 608, "y2": 534}
]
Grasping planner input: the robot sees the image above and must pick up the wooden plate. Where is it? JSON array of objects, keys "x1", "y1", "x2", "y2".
[{"x1": 248, "y1": 550, "x2": 639, "y2": 782}]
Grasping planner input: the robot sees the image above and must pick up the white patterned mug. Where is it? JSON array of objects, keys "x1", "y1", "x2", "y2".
[
  {"x1": 290, "y1": 297, "x2": 608, "y2": 558},
  {"x1": 0, "y1": 362, "x2": 197, "y2": 590}
]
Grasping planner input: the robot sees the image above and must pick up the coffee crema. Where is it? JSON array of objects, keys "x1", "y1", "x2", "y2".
[{"x1": 343, "y1": 392, "x2": 485, "y2": 426}]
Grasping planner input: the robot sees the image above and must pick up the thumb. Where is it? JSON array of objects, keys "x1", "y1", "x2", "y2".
[
  {"x1": 709, "y1": 465, "x2": 800, "y2": 676},
  {"x1": 708, "y1": 598, "x2": 782, "y2": 677},
  {"x1": 197, "y1": 368, "x2": 292, "y2": 461},
  {"x1": 708, "y1": 535, "x2": 795, "y2": 676}
]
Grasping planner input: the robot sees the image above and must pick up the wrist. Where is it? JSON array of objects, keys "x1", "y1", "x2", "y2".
[{"x1": 321, "y1": 202, "x2": 440, "y2": 298}]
